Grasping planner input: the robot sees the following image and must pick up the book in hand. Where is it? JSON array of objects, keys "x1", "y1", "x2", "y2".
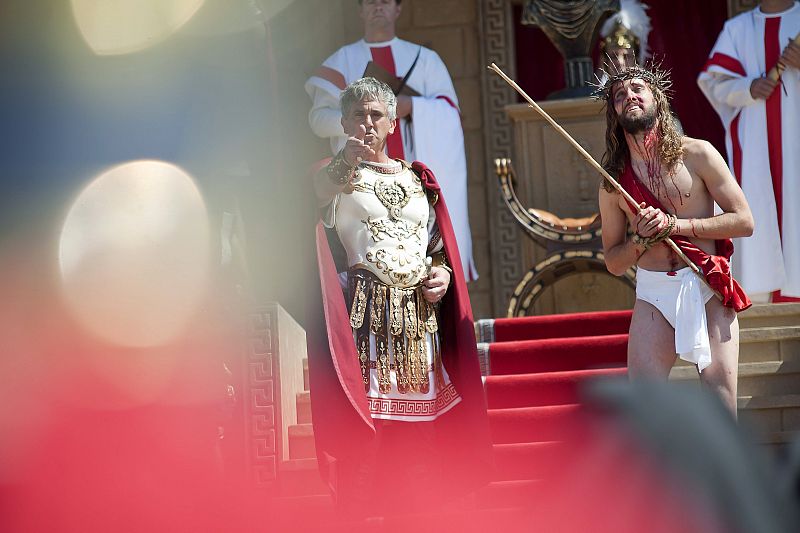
[{"x1": 363, "y1": 61, "x2": 420, "y2": 97}]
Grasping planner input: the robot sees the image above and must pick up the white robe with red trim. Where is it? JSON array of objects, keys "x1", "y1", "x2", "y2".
[
  {"x1": 305, "y1": 37, "x2": 477, "y2": 281},
  {"x1": 697, "y1": 2, "x2": 800, "y2": 298}
]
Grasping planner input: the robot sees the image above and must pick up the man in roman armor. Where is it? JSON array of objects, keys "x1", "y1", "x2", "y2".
[{"x1": 306, "y1": 77, "x2": 491, "y2": 516}]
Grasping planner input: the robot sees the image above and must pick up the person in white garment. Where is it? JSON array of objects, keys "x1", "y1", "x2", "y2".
[
  {"x1": 698, "y1": 0, "x2": 800, "y2": 302},
  {"x1": 305, "y1": 0, "x2": 477, "y2": 281}
]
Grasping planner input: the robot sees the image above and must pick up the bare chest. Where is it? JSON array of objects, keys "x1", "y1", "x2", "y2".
[{"x1": 628, "y1": 161, "x2": 708, "y2": 217}]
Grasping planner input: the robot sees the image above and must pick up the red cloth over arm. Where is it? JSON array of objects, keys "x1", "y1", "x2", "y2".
[{"x1": 618, "y1": 163, "x2": 751, "y2": 312}]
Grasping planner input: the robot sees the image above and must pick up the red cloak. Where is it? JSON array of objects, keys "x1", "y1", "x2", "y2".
[
  {"x1": 306, "y1": 160, "x2": 493, "y2": 495},
  {"x1": 619, "y1": 161, "x2": 751, "y2": 312}
]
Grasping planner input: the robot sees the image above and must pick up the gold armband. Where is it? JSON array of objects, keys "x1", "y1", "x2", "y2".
[{"x1": 326, "y1": 150, "x2": 356, "y2": 185}]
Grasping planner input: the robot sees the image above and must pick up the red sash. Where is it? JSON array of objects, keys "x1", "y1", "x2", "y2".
[{"x1": 619, "y1": 162, "x2": 752, "y2": 312}]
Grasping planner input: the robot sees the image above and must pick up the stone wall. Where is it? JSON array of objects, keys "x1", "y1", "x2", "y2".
[{"x1": 395, "y1": 1, "x2": 493, "y2": 317}]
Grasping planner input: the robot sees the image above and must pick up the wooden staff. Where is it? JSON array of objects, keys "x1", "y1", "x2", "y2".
[
  {"x1": 487, "y1": 62, "x2": 721, "y2": 298},
  {"x1": 767, "y1": 32, "x2": 800, "y2": 82}
]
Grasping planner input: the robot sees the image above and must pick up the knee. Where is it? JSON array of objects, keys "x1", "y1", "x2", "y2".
[{"x1": 700, "y1": 367, "x2": 737, "y2": 396}]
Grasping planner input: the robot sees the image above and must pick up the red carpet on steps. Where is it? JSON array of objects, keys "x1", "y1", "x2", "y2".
[
  {"x1": 276, "y1": 309, "x2": 638, "y2": 531},
  {"x1": 275, "y1": 308, "x2": 740, "y2": 531},
  {"x1": 492, "y1": 441, "x2": 570, "y2": 481},
  {"x1": 478, "y1": 309, "x2": 631, "y2": 524},
  {"x1": 488, "y1": 333, "x2": 629, "y2": 375},
  {"x1": 485, "y1": 367, "x2": 628, "y2": 408},
  {"x1": 490, "y1": 309, "x2": 632, "y2": 342},
  {"x1": 489, "y1": 403, "x2": 588, "y2": 444}
]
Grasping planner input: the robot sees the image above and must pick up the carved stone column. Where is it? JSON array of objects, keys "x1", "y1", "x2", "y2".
[
  {"x1": 243, "y1": 302, "x2": 307, "y2": 490},
  {"x1": 479, "y1": 0, "x2": 526, "y2": 316}
]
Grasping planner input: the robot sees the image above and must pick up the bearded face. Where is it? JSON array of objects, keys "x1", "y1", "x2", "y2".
[
  {"x1": 612, "y1": 78, "x2": 658, "y2": 134},
  {"x1": 618, "y1": 101, "x2": 657, "y2": 134}
]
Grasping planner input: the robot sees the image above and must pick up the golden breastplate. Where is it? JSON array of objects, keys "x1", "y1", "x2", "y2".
[{"x1": 335, "y1": 163, "x2": 430, "y2": 287}]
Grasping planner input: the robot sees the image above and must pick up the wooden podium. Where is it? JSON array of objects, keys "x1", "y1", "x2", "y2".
[{"x1": 501, "y1": 97, "x2": 635, "y2": 316}]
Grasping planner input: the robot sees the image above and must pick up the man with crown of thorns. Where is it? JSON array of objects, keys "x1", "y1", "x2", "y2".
[{"x1": 596, "y1": 62, "x2": 755, "y2": 416}]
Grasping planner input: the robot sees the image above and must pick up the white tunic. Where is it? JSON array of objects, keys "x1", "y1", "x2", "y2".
[
  {"x1": 323, "y1": 161, "x2": 461, "y2": 422},
  {"x1": 305, "y1": 37, "x2": 477, "y2": 281},
  {"x1": 697, "y1": 2, "x2": 800, "y2": 298}
]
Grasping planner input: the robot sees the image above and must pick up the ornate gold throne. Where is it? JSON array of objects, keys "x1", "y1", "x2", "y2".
[{"x1": 495, "y1": 157, "x2": 636, "y2": 317}]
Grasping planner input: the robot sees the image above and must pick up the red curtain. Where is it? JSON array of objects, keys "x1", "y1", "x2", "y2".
[{"x1": 513, "y1": 0, "x2": 729, "y2": 157}]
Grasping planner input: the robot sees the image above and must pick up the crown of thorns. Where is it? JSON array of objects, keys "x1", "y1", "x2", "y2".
[{"x1": 590, "y1": 60, "x2": 673, "y2": 101}]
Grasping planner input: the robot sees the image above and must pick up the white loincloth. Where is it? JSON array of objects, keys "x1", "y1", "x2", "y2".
[{"x1": 636, "y1": 267, "x2": 715, "y2": 372}]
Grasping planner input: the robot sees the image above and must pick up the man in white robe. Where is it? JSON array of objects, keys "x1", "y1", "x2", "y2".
[
  {"x1": 305, "y1": 0, "x2": 477, "y2": 281},
  {"x1": 698, "y1": 0, "x2": 800, "y2": 301}
]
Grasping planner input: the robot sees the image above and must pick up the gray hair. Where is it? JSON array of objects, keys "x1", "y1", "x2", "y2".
[{"x1": 340, "y1": 77, "x2": 397, "y2": 121}]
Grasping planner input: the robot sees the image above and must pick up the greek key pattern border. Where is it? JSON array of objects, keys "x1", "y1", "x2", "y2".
[
  {"x1": 367, "y1": 383, "x2": 460, "y2": 417},
  {"x1": 246, "y1": 307, "x2": 278, "y2": 489},
  {"x1": 480, "y1": 0, "x2": 524, "y2": 315}
]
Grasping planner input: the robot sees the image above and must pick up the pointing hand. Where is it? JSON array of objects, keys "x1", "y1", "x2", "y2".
[{"x1": 343, "y1": 124, "x2": 376, "y2": 166}]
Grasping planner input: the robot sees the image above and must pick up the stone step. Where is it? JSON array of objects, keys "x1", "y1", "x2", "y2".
[
  {"x1": 297, "y1": 391, "x2": 311, "y2": 425},
  {"x1": 276, "y1": 456, "x2": 543, "y2": 510},
  {"x1": 279, "y1": 442, "x2": 560, "y2": 497},
  {"x1": 267, "y1": 498, "x2": 528, "y2": 531},
  {"x1": 738, "y1": 393, "x2": 800, "y2": 410},
  {"x1": 751, "y1": 430, "x2": 800, "y2": 457},
  {"x1": 475, "y1": 479, "x2": 541, "y2": 509},
  {"x1": 739, "y1": 303, "x2": 800, "y2": 329},
  {"x1": 670, "y1": 360, "x2": 800, "y2": 397},
  {"x1": 382, "y1": 507, "x2": 529, "y2": 530},
  {"x1": 288, "y1": 423, "x2": 316, "y2": 460},
  {"x1": 278, "y1": 458, "x2": 327, "y2": 497},
  {"x1": 671, "y1": 326, "x2": 800, "y2": 367},
  {"x1": 493, "y1": 441, "x2": 567, "y2": 481},
  {"x1": 296, "y1": 354, "x2": 800, "y2": 424},
  {"x1": 739, "y1": 326, "x2": 800, "y2": 363},
  {"x1": 738, "y1": 394, "x2": 800, "y2": 435},
  {"x1": 471, "y1": 303, "x2": 799, "y2": 344},
  {"x1": 758, "y1": 430, "x2": 800, "y2": 446},
  {"x1": 268, "y1": 494, "x2": 334, "y2": 528}
]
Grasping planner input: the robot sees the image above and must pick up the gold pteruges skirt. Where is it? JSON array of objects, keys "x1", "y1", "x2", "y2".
[{"x1": 347, "y1": 268, "x2": 445, "y2": 396}]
